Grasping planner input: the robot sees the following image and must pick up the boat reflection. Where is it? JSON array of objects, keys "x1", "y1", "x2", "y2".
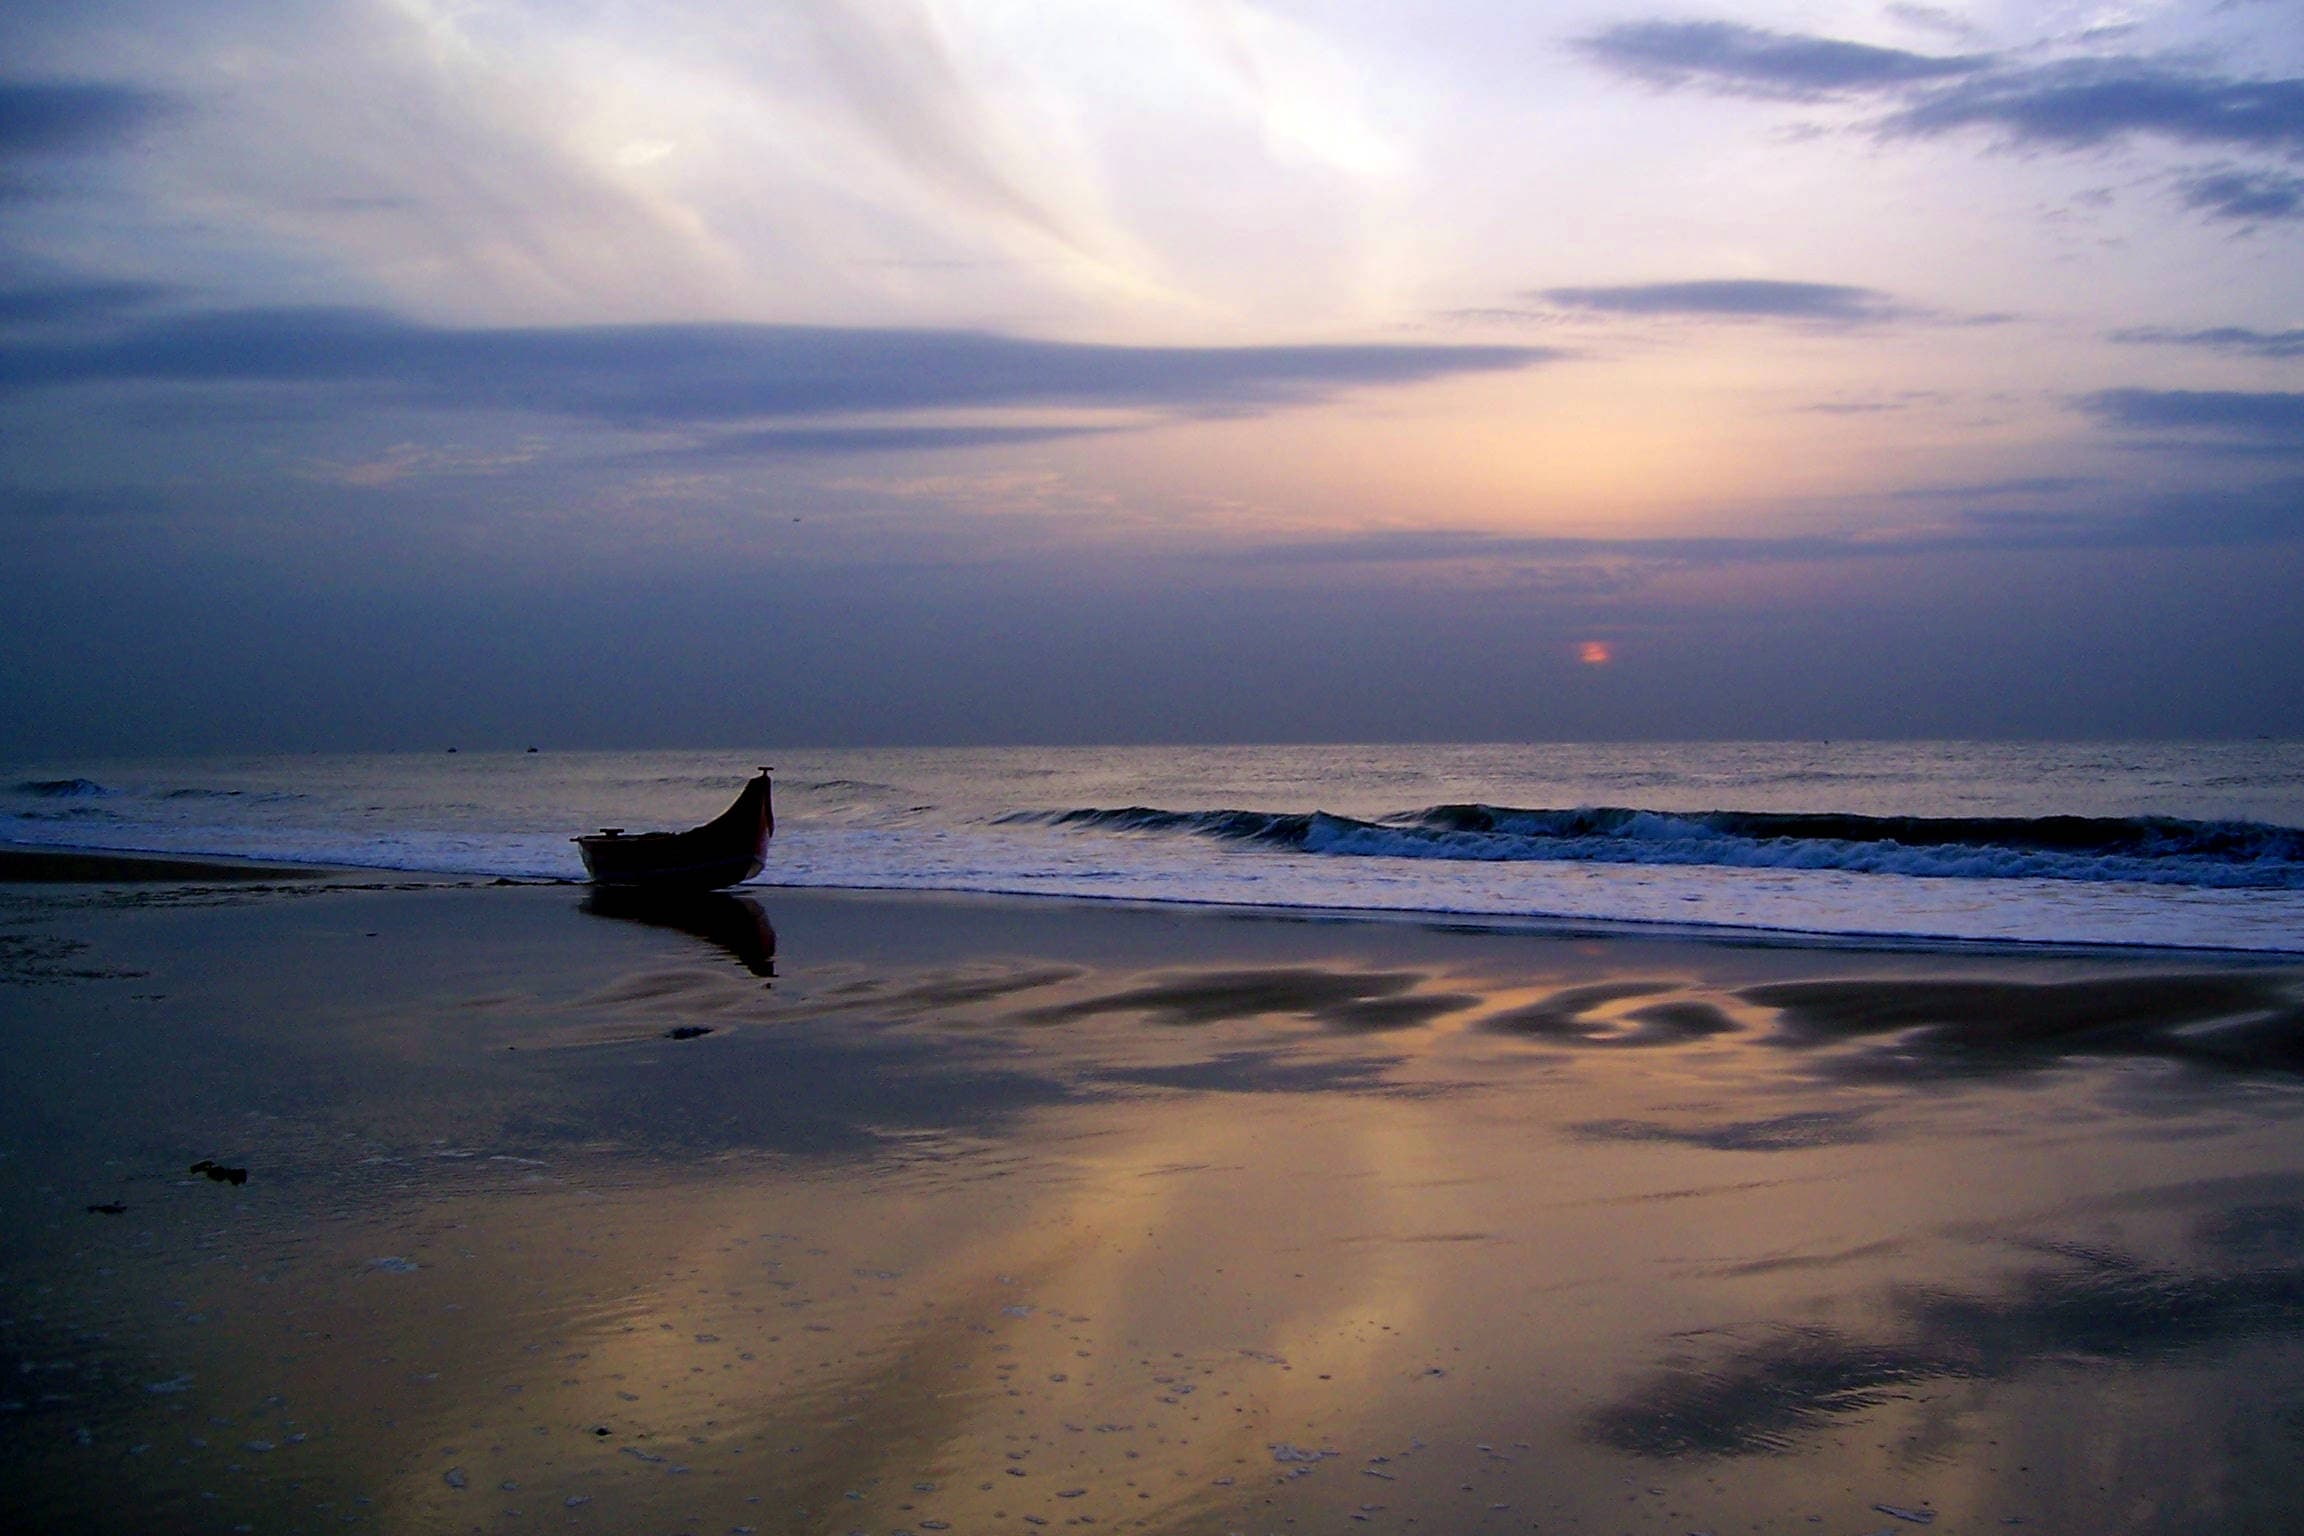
[{"x1": 579, "y1": 887, "x2": 778, "y2": 977}]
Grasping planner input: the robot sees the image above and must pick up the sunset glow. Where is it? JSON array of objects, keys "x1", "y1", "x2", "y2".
[{"x1": 0, "y1": 1, "x2": 2298, "y2": 748}]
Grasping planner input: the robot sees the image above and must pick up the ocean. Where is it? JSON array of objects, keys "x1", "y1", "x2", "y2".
[{"x1": 6, "y1": 740, "x2": 2303, "y2": 952}]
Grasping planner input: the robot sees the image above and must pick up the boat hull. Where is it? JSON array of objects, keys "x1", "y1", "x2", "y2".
[{"x1": 575, "y1": 772, "x2": 773, "y2": 891}]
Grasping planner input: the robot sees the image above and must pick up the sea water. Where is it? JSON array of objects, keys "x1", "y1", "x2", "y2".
[{"x1": 4, "y1": 741, "x2": 2302, "y2": 952}]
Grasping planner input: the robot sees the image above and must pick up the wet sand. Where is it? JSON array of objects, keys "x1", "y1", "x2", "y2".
[
  {"x1": 3, "y1": 869, "x2": 2303, "y2": 1534},
  {"x1": 0, "y1": 845, "x2": 337, "y2": 884}
]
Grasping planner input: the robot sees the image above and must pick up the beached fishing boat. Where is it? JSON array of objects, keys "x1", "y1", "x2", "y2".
[{"x1": 575, "y1": 769, "x2": 773, "y2": 890}]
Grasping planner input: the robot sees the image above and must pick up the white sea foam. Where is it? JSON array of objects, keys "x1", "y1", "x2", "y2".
[
  {"x1": 4, "y1": 743, "x2": 2301, "y2": 952},
  {"x1": 756, "y1": 825, "x2": 2304, "y2": 953}
]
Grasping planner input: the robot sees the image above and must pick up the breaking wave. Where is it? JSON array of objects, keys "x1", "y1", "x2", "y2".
[
  {"x1": 13, "y1": 778, "x2": 110, "y2": 798},
  {"x1": 1009, "y1": 804, "x2": 2304, "y2": 890}
]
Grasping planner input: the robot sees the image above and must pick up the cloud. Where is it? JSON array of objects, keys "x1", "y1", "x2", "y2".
[
  {"x1": 0, "y1": 307, "x2": 1555, "y2": 425},
  {"x1": 1884, "y1": 56, "x2": 2304, "y2": 155},
  {"x1": 1576, "y1": 24, "x2": 2304, "y2": 171},
  {"x1": 2088, "y1": 480, "x2": 2304, "y2": 542},
  {"x1": 1433, "y1": 306, "x2": 1570, "y2": 330},
  {"x1": 662, "y1": 422, "x2": 1122, "y2": 459},
  {"x1": 1572, "y1": 20, "x2": 1987, "y2": 99},
  {"x1": 1236, "y1": 528, "x2": 1875, "y2": 575},
  {"x1": 0, "y1": 79, "x2": 174, "y2": 159},
  {"x1": 794, "y1": 0, "x2": 1081, "y2": 250},
  {"x1": 294, "y1": 441, "x2": 545, "y2": 488},
  {"x1": 1536, "y1": 279, "x2": 1906, "y2": 323},
  {"x1": 2081, "y1": 388, "x2": 2304, "y2": 441},
  {"x1": 1237, "y1": 477, "x2": 2304, "y2": 566},
  {"x1": 1884, "y1": 4, "x2": 1982, "y2": 44},
  {"x1": 1795, "y1": 395, "x2": 1935, "y2": 415},
  {"x1": 1892, "y1": 476, "x2": 2098, "y2": 501},
  {"x1": 2172, "y1": 165, "x2": 2304, "y2": 223},
  {"x1": 2110, "y1": 324, "x2": 2304, "y2": 359}
]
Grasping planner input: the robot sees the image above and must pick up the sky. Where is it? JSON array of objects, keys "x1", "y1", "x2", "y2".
[{"x1": 2, "y1": 0, "x2": 2301, "y2": 753}]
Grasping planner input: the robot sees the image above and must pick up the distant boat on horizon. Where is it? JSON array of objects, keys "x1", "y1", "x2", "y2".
[{"x1": 575, "y1": 769, "x2": 773, "y2": 891}]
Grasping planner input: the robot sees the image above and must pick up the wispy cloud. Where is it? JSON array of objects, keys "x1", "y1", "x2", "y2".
[
  {"x1": 2081, "y1": 388, "x2": 2304, "y2": 441},
  {"x1": 295, "y1": 441, "x2": 544, "y2": 488},
  {"x1": 2171, "y1": 165, "x2": 2304, "y2": 223},
  {"x1": 795, "y1": 0, "x2": 1080, "y2": 250},
  {"x1": 1536, "y1": 279, "x2": 1909, "y2": 324},
  {"x1": 1796, "y1": 390, "x2": 1955, "y2": 416},
  {"x1": 1882, "y1": 57, "x2": 2304, "y2": 156},
  {"x1": 1237, "y1": 475, "x2": 2304, "y2": 565},
  {"x1": 1432, "y1": 306, "x2": 1568, "y2": 330},
  {"x1": 661, "y1": 422, "x2": 1121, "y2": 459},
  {"x1": 1884, "y1": 5, "x2": 1983, "y2": 45},
  {"x1": 1233, "y1": 527, "x2": 1824, "y2": 570},
  {"x1": 0, "y1": 306, "x2": 1555, "y2": 426},
  {"x1": 1890, "y1": 476, "x2": 2099, "y2": 502},
  {"x1": 2110, "y1": 324, "x2": 2304, "y2": 360},
  {"x1": 1572, "y1": 21, "x2": 1987, "y2": 99},
  {"x1": 1574, "y1": 21, "x2": 2304, "y2": 226}
]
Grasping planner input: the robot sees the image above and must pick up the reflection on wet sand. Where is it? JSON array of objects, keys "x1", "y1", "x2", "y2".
[
  {"x1": 1022, "y1": 966, "x2": 1485, "y2": 1032},
  {"x1": 1488, "y1": 982, "x2": 1741, "y2": 1045},
  {"x1": 1746, "y1": 973, "x2": 2304, "y2": 1077},
  {"x1": 1592, "y1": 1211, "x2": 2304, "y2": 1459},
  {"x1": 581, "y1": 886, "x2": 779, "y2": 977},
  {"x1": 4, "y1": 882, "x2": 2303, "y2": 1534}
]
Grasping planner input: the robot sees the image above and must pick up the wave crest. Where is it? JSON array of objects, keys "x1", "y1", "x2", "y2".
[
  {"x1": 1022, "y1": 803, "x2": 2304, "y2": 890},
  {"x1": 12, "y1": 777, "x2": 110, "y2": 798}
]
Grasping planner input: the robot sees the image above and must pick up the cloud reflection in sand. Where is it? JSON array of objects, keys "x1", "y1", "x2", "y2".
[{"x1": 8, "y1": 884, "x2": 2304, "y2": 1534}]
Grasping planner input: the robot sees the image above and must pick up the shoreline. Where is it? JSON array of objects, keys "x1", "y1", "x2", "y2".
[
  {"x1": 0, "y1": 842, "x2": 347, "y2": 883},
  {"x1": 748, "y1": 876, "x2": 2304, "y2": 961},
  {"x1": 7, "y1": 837, "x2": 2299, "y2": 960}
]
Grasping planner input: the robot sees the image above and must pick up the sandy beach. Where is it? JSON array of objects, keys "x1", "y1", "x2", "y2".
[{"x1": 4, "y1": 856, "x2": 2303, "y2": 1535}]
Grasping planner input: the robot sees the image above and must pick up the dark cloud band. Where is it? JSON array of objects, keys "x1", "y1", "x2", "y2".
[
  {"x1": 2110, "y1": 325, "x2": 2304, "y2": 360},
  {"x1": 2082, "y1": 388, "x2": 2304, "y2": 439},
  {"x1": 1573, "y1": 21, "x2": 1986, "y2": 98},
  {"x1": 0, "y1": 79, "x2": 174, "y2": 159},
  {"x1": 1883, "y1": 58, "x2": 2304, "y2": 155},
  {"x1": 2173, "y1": 166, "x2": 2304, "y2": 223},
  {"x1": 663, "y1": 422, "x2": 1120, "y2": 459},
  {"x1": 1576, "y1": 21, "x2": 2304, "y2": 178},
  {"x1": 0, "y1": 307, "x2": 1556, "y2": 424}
]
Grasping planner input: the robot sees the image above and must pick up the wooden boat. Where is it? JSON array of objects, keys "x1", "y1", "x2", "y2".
[{"x1": 575, "y1": 769, "x2": 773, "y2": 891}]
